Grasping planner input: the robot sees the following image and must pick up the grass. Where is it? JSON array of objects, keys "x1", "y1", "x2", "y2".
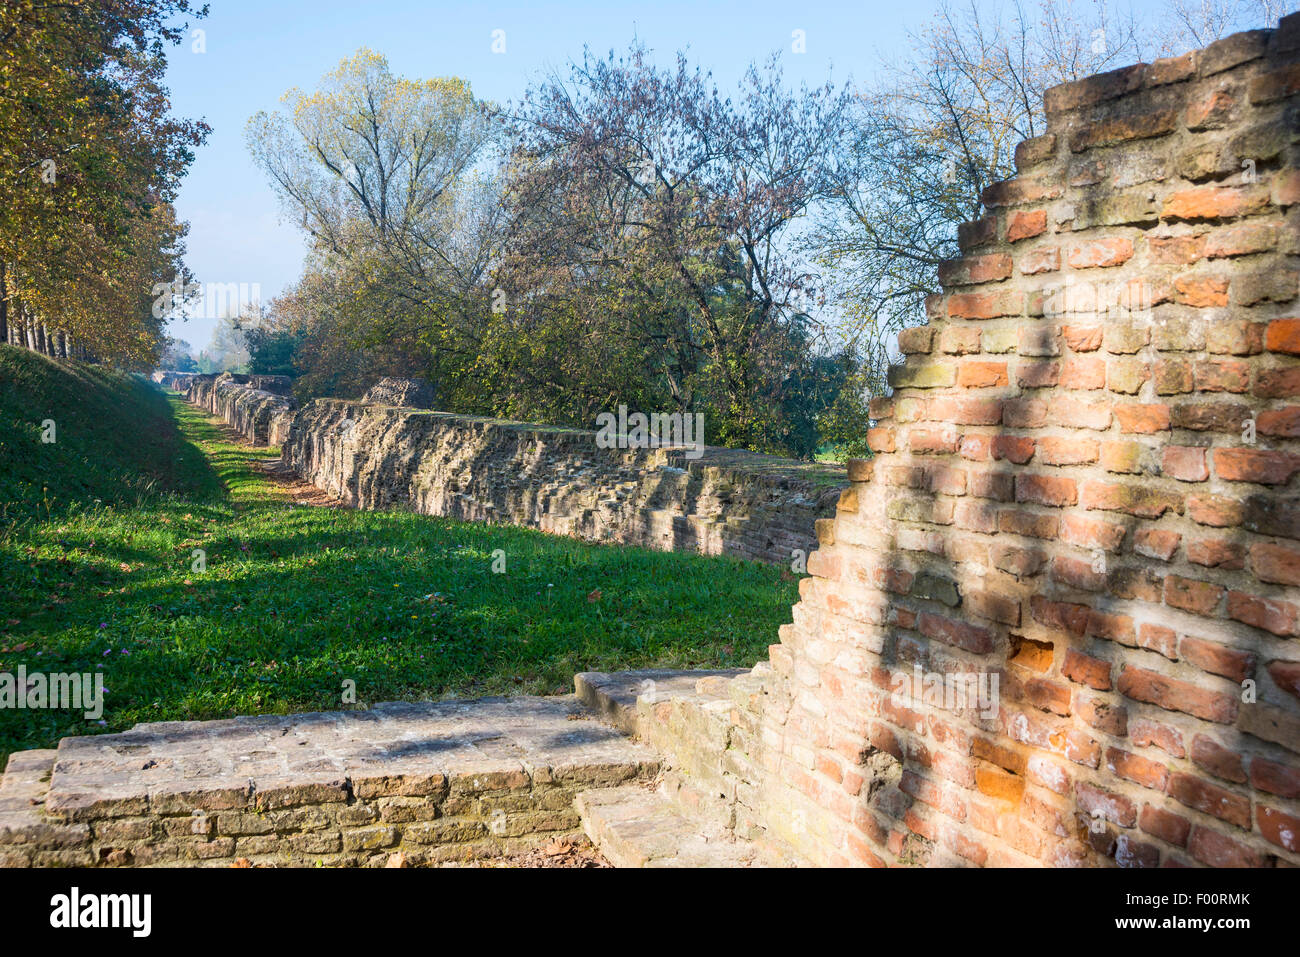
[{"x1": 0, "y1": 347, "x2": 800, "y2": 765}]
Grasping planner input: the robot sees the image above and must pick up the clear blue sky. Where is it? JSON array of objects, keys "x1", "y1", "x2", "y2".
[{"x1": 162, "y1": 0, "x2": 1184, "y2": 351}]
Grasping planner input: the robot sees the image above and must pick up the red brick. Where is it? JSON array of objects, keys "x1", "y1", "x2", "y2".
[
  {"x1": 1068, "y1": 237, "x2": 1134, "y2": 268},
  {"x1": 1186, "y1": 88, "x2": 1235, "y2": 130},
  {"x1": 1163, "y1": 575, "x2": 1225, "y2": 617},
  {"x1": 1205, "y1": 221, "x2": 1279, "y2": 258},
  {"x1": 1250, "y1": 756, "x2": 1300, "y2": 798},
  {"x1": 1076, "y1": 694, "x2": 1128, "y2": 736},
  {"x1": 981, "y1": 178, "x2": 1062, "y2": 209},
  {"x1": 1173, "y1": 275, "x2": 1229, "y2": 307},
  {"x1": 969, "y1": 469, "x2": 1013, "y2": 500},
  {"x1": 1252, "y1": 543, "x2": 1300, "y2": 585},
  {"x1": 1059, "y1": 357, "x2": 1106, "y2": 390},
  {"x1": 1114, "y1": 404, "x2": 1171, "y2": 433},
  {"x1": 1206, "y1": 320, "x2": 1265, "y2": 356},
  {"x1": 938, "y1": 253, "x2": 1014, "y2": 286},
  {"x1": 1020, "y1": 247, "x2": 1061, "y2": 275},
  {"x1": 1087, "y1": 609, "x2": 1135, "y2": 644},
  {"x1": 965, "y1": 588, "x2": 1020, "y2": 626},
  {"x1": 1187, "y1": 826, "x2": 1265, "y2": 867},
  {"x1": 1274, "y1": 168, "x2": 1300, "y2": 205},
  {"x1": 1019, "y1": 670, "x2": 1071, "y2": 717},
  {"x1": 1062, "y1": 649, "x2": 1111, "y2": 690},
  {"x1": 1265, "y1": 318, "x2": 1300, "y2": 356},
  {"x1": 1267, "y1": 660, "x2": 1300, "y2": 701},
  {"x1": 958, "y1": 361, "x2": 1009, "y2": 388},
  {"x1": 1215, "y1": 448, "x2": 1300, "y2": 485},
  {"x1": 1063, "y1": 325, "x2": 1103, "y2": 352},
  {"x1": 1133, "y1": 527, "x2": 1179, "y2": 562},
  {"x1": 1100, "y1": 440, "x2": 1145, "y2": 474},
  {"x1": 1256, "y1": 366, "x2": 1300, "y2": 398},
  {"x1": 1168, "y1": 774, "x2": 1251, "y2": 829},
  {"x1": 1258, "y1": 406, "x2": 1300, "y2": 437},
  {"x1": 1137, "y1": 623, "x2": 1178, "y2": 660},
  {"x1": 1070, "y1": 108, "x2": 1177, "y2": 151},
  {"x1": 1075, "y1": 781, "x2": 1137, "y2": 827},
  {"x1": 1194, "y1": 359, "x2": 1250, "y2": 393},
  {"x1": 1050, "y1": 555, "x2": 1106, "y2": 591},
  {"x1": 1149, "y1": 234, "x2": 1206, "y2": 265},
  {"x1": 991, "y1": 435, "x2": 1035, "y2": 464},
  {"x1": 1116, "y1": 666, "x2": 1237, "y2": 724},
  {"x1": 1030, "y1": 596, "x2": 1090, "y2": 637},
  {"x1": 1249, "y1": 59, "x2": 1300, "y2": 103},
  {"x1": 1187, "y1": 538, "x2": 1246, "y2": 569},
  {"x1": 1000, "y1": 507, "x2": 1061, "y2": 539},
  {"x1": 1007, "y1": 209, "x2": 1048, "y2": 242},
  {"x1": 1258, "y1": 806, "x2": 1300, "y2": 854},
  {"x1": 1003, "y1": 399, "x2": 1048, "y2": 428},
  {"x1": 992, "y1": 544, "x2": 1045, "y2": 577},
  {"x1": 866, "y1": 428, "x2": 895, "y2": 453},
  {"x1": 1161, "y1": 446, "x2": 1208, "y2": 482},
  {"x1": 1162, "y1": 185, "x2": 1270, "y2": 221},
  {"x1": 927, "y1": 396, "x2": 1003, "y2": 425},
  {"x1": 1081, "y1": 481, "x2": 1181, "y2": 518},
  {"x1": 918, "y1": 612, "x2": 994, "y2": 654},
  {"x1": 1016, "y1": 473, "x2": 1078, "y2": 507},
  {"x1": 1190, "y1": 734, "x2": 1247, "y2": 784},
  {"x1": 1055, "y1": 396, "x2": 1112, "y2": 430},
  {"x1": 1227, "y1": 591, "x2": 1300, "y2": 637},
  {"x1": 1106, "y1": 748, "x2": 1169, "y2": 791},
  {"x1": 1187, "y1": 494, "x2": 1245, "y2": 527},
  {"x1": 1139, "y1": 805, "x2": 1191, "y2": 847},
  {"x1": 1016, "y1": 360, "x2": 1060, "y2": 388},
  {"x1": 1131, "y1": 717, "x2": 1185, "y2": 757},
  {"x1": 909, "y1": 429, "x2": 959, "y2": 454},
  {"x1": 1060, "y1": 513, "x2": 1126, "y2": 551},
  {"x1": 1179, "y1": 634, "x2": 1255, "y2": 683},
  {"x1": 1153, "y1": 359, "x2": 1193, "y2": 395},
  {"x1": 948, "y1": 291, "x2": 1021, "y2": 320}
]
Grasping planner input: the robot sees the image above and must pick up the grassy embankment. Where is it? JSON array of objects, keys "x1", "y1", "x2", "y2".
[{"x1": 0, "y1": 347, "x2": 800, "y2": 764}]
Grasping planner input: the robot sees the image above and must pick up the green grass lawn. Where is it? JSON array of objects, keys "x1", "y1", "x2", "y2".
[{"x1": 0, "y1": 348, "x2": 799, "y2": 765}]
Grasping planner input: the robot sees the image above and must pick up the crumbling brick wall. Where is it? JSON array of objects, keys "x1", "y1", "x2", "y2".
[
  {"x1": 652, "y1": 20, "x2": 1300, "y2": 867},
  {"x1": 187, "y1": 373, "x2": 297, "y2": 446},
  {"x1": 281, "y1": 399, "x2": 844, "y2": 565}
]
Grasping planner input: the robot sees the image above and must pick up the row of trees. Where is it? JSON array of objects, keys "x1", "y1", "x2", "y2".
[
  {"x1": 250, "y1": 0, "x2": 1283, "y2": 459},
  {"x1": 0, "y1": 0, "x2": 207, "y2": 366}
]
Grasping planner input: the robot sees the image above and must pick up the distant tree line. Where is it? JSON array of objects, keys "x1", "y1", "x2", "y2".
[{"x1": 239, "y1": 0, "x2": 1277, "y2": 459}]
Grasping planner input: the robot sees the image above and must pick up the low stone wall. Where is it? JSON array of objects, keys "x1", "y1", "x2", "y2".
[
  {"x1": 281, "y1": 399, "x2": 846, "y2": 565},
  {"x1": 187, "y1": 373, "x2": 297, "y2": 446},
  {"x1": 0, "y1": 696, "x2": 659, "y2": 867}
]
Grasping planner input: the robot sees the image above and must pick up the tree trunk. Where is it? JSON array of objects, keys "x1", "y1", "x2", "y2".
[{"x1": 0, "y1": 262, "x2": 8, "y2": 346}]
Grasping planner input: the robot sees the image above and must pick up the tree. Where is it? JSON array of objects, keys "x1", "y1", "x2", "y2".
[
  {"x1": 247, "y1": 49, "x2": 503, "y2": 381},
  {"x1": 160, "y1": 337, "x2": 198, "y2": 371},
  {"x1": 0, "y1": 0, "x2": 208, "y2": 364},
  {"x1": 502, "y1": 45, "x2": 854, "y2": 451}
]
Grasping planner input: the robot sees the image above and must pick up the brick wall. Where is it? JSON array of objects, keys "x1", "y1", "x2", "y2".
[
  {"x1": 280, "y1": 398, "x2": 845, "y2": 565},
  {"x1": 648, "y1": 20, "x2": 1300, "y2": 867}
]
